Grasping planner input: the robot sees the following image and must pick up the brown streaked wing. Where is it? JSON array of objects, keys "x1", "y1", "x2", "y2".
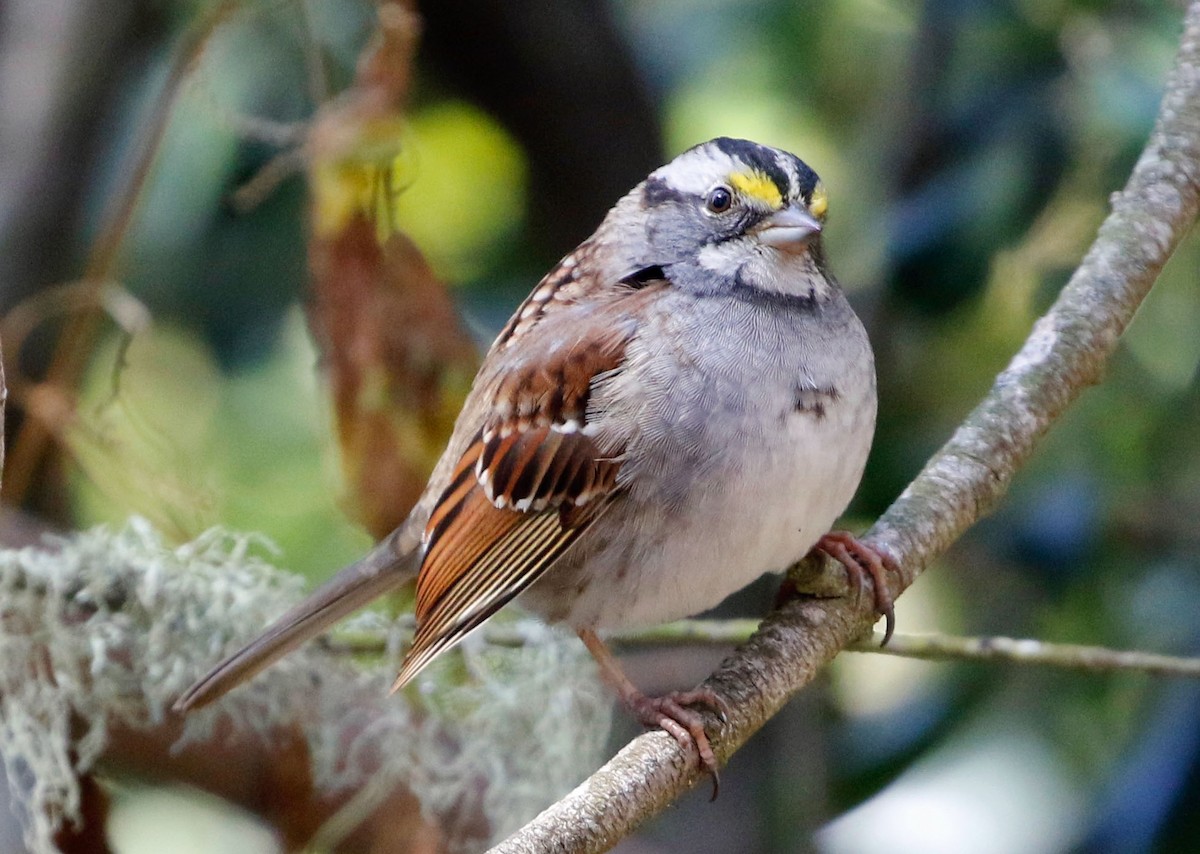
[
  {"x1": 397, "y1": 429, "x2": 619, "y2": 690},
  {"x1": 394, "y1": 506, "x2": 582, "y2": 689},
  {"x1": 395, "y1": 284, "x2": 662, "y2": 689}
]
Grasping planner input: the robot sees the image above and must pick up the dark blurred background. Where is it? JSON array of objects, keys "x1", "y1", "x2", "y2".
[{"x1": 0, "y1": 0, "x2": 1198, "y2": 851}]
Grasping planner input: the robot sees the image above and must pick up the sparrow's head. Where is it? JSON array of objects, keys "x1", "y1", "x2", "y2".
[{"x1": 612, "y1": 137, "x2": 832, "y2": 300}]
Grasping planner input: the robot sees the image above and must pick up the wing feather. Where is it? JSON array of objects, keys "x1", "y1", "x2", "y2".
[
  {"x1": 392, "y1": 275, "x2": 667, "y2": 689},
  {"x1": 395, "y1": 506, "x2": 580, "y2": 689}
]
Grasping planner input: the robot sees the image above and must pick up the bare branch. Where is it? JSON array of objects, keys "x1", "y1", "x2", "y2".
[
  {"x1": 616, "y1": 623, "x2": 1200, "y2": 679},
  {"x1": 492, "y1": 5, "x2": 1200, "y2": 851},
  {"x1": 850, "y1": 632, "x2": 1200, "y2": 677},
  {"x1": 330, "y1": 620, "x2": 1200, "y2": 678}
]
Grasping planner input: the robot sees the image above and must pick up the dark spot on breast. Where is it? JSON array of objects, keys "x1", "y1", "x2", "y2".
[{"x1": 794, "y1": 385, "x2": 840, "y2": 420}]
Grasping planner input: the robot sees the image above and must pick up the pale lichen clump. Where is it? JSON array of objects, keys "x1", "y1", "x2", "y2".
[{"x1": 0, "y1": 519, "x2": 610, "y2": 852}]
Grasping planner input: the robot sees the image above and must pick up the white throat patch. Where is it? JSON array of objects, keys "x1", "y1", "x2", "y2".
[{"x1": 698, "y1": 240, "x2": 829, "y2": 300}]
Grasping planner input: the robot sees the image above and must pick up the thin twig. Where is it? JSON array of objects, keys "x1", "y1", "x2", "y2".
[
  {"x1": 0, "y1": 281, "x2": 151, "y2": 403},
  {"x1": 620, "y1": 624, "x2": 1200, "y2": 679},
  {"x1": 492, "y1": 5, "x2": 1200, "y2": 851},
  {"x1": 633, "y1": 623, "x2": 1200, "y2": 678},
  {"x1": 228, "y1": 145, "x2": 309, "y2": 213},
  {"x1": 848, "y1": 632, "x2": 1200, "y2": 677},
  {"x1": 295, "y1": 0, "x2": 332, "y2": 105},
  {"x1": 323, "y1": 620, "x2": 1200, "y2": 679}
]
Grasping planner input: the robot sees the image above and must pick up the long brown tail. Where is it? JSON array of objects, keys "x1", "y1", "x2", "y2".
[{"x1": 174, "y1": 524, "x2": 422, "y2": 712}]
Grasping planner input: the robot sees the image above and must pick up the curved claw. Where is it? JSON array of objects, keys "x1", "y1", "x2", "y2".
[
  {"x1": 627, "y1": 689, "x2": 726, "y2": 800},
  {"x1": 814, "y1": 531, "x2": 900, "y2": 645},
  {"x1": 577, "y1": 628, "x2": 728, "y2": 798}
]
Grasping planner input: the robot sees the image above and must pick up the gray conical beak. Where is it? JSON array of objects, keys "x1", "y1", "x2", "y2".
[{"x1": 757, "y1": 205, "x2": 822, "y2": 250}]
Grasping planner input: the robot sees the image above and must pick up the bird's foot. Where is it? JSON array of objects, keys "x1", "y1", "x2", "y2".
[
  {"x1": 578, "y1": 628, "x2": 728, "y2": 798},
  {"x1": 624, "y1": 687, "x2": 729, "y2": 800},
  {"x1": 813, "y1": 531, "x2": 900, "y2": 645}
]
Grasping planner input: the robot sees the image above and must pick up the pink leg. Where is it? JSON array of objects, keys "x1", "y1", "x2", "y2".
[{"x1": 579, "y1": 628, "x2": 729, "y2": 800}]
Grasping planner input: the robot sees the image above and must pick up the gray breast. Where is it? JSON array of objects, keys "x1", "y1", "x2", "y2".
[{"x1": 598, "y1": 288, "x2": 872, "y2": 504}]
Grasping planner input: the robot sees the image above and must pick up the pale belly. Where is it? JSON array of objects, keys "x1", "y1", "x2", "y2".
[{"x1": 559, "y1": 389, "x2": 873, "y2": 628}]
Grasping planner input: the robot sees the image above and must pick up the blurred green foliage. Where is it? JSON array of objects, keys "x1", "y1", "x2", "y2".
[{"x1": 392, "y1": 101, "x2": 528, "y2": 281}]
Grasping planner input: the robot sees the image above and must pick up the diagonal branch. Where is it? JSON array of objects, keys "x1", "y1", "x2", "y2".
[{"x1": 491, "y1": 4, "x2": 1200, "y2": 852}]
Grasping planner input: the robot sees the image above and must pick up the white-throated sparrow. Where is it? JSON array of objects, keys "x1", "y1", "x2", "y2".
[{"x1": 176, "y1": 137, "x2": 896, "y2": 786}]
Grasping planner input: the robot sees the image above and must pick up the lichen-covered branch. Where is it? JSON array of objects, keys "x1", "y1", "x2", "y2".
[
  {"x1": 491, "y1": 5, "x2": 1200, "y2": 852},
  {"x1": 0, "y1": 521, "x2": 610, "y2": 853}
]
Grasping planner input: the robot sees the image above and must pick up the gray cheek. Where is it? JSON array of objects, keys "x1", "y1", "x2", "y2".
[{"x1": 645, "y1": 208, "x2": 707, "y2": 263}]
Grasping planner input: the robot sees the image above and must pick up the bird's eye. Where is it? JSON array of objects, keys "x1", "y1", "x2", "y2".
[{"x1": 705, "y1": 186, "x2": 733, "y2": 214}]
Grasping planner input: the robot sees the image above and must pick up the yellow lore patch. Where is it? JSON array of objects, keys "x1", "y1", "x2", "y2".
[
  {"x1": 810, "y1": 182, "x2": 829, "y2": 219},
  {"x1": 728, "y1": 171, "x2": 783, "y2": 210}
]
